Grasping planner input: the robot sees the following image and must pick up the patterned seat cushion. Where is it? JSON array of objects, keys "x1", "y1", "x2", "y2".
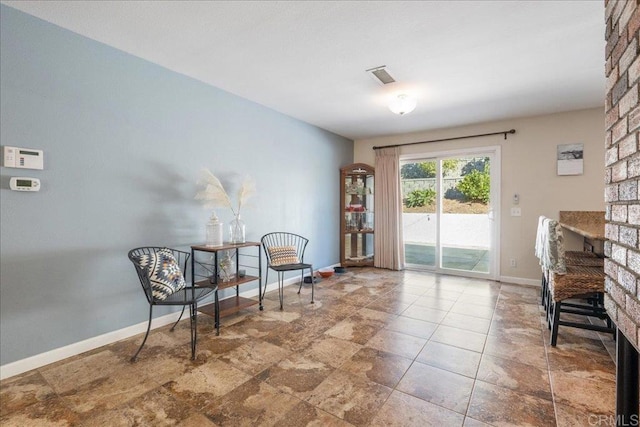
[
  {"x1": 547, "y1": 220, "x2": 566, "y2": 274},
  {"x1": 268, "y1": 245, "x2": 300, "y2": 266},
  {"x1": 135, "y1": 248, "x2": 186, "y2": 300}
]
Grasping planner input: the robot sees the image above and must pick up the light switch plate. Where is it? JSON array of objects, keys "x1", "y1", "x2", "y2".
[{"x1": 510, "y1": 207, "x2": 522, "y2": 216}]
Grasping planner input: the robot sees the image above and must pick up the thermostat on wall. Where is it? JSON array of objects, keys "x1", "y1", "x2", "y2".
[
  {"x1": 3, "y1": 146, "x2": 44, "y2": 170},
  {"x1": 9, "y1": 177, "x2": 40, "y2": 192}
]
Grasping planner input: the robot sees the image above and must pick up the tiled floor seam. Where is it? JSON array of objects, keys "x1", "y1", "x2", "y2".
[
  {"x1": 461, "y1": 286, "x2": 497, "y2": 424},
  {"x1": 366, "y1": 288, "x2": 471, "y2": 422},
  {"x1": 542, "y1": 312, "x2": 564, "y2": 427},
  {"x1": 405, "y1": 282, "x2": 481, "y2": 421}
]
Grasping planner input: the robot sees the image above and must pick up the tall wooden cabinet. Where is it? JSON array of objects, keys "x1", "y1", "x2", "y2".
[{"x1": 340, "y1": 163, "x2": 374, "y2": 267}]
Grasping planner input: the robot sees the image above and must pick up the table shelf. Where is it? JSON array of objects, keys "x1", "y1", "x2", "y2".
[
  {"x1": 195, "y1": 275, "x2": 259, "y2": 291},
  {"x1": 198, "y1": 296, "x2": 258, "y2": 318},
  {"x1": 191, "y1": 242, "x2": 262, "y2": 325}
]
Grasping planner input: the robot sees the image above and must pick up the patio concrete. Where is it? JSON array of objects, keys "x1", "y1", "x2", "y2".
[
  {"x1": 405, "y1": 243, "x2": 489, "y2": 272},
  {"x1": 403, "y1": 213, "x2": 491, "y2": 272},
  {"x1": 403, "y1": 213, "x2": 491, "y2": 249}
]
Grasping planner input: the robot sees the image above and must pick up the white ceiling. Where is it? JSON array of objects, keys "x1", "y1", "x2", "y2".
[{"x1": 2, "y1": 1, "x2": 605, "y2": 140}]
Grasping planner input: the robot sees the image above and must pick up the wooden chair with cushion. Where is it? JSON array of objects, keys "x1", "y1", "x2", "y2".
[
  {"x1": 543, "y1": 221, "x2": 614, "y2": 346},
  {"x1": 537, "y1": 216, "x2": 604, "y2": 311}
]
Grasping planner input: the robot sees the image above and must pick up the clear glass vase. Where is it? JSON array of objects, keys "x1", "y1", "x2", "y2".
[
  {"x1": 218, "y1": 251, "x2": 236, "y2": 282},
  {"x1": 205, "y1": 213, "x2": 223, "y2": 247},
  {"x1": 229, "y1": 214, "x2": 246, "y2": 244}
]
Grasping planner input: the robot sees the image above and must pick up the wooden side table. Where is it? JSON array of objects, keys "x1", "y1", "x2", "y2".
[{"x1": 190, "y1": 242, "x2": 263, "y2": 320}]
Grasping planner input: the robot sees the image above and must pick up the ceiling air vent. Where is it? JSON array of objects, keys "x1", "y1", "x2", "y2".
[{"x1": 366, "y1": 66, "x2": 395, "y2": 85}]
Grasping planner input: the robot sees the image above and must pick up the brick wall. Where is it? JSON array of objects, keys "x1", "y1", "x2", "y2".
[{"x1": 605, "y1": 0, "x2": 640, "y2": 348}]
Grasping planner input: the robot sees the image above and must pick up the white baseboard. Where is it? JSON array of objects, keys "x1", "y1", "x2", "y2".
[
  {"x1": 499, "y1": 275, "x2": 540, "y2": 288},
  {"x1": 0, "y1": 310, "x2": 183, "y2": 380},
  {"x1": 0, "y1": 271, "x2": 316, "y2": 380}
]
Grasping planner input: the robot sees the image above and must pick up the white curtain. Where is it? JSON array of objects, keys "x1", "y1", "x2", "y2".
[{"x1": 374, "y1": 147, "x2": 405, "y2": 270}]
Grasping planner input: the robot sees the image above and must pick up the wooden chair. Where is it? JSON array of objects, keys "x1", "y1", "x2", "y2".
[
  {"x1": 537, "y1": 216, "x2": 604, "y2": 311},
  {"x1": 543, "y1": 221, "x2": 614, "y2": 346}
]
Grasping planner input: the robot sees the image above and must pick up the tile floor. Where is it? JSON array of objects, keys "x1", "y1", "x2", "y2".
[{"x1": 1, "y1": 268, "x2": 617, "y2": 426}]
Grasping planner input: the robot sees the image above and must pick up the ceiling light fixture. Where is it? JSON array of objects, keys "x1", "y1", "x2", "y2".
[{"x1": 389, "y1": 94, "x2": 417, "y2": 115}]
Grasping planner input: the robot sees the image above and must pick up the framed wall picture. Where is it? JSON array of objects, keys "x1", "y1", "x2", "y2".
[{"x1": 557, "y1": 143, "x2": 584, "y2": 176}]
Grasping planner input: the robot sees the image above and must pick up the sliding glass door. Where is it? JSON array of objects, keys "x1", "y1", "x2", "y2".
[
  {"x1": 402, "y1": 159, "x2": 438, "y2": 268},
  {"x1": 401, "y1": 148, "x2": 499, "y2": 278}
]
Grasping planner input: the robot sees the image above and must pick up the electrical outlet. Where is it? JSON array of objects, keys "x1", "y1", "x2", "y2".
[
  {"x1": 510, "y1": 207, "x2": 522, "y2": 216},
  {"x1": 510, "y1": 258, "x2": 517, "y2": 268}
]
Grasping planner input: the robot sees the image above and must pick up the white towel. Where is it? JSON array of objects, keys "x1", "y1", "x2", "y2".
[
  {"x1": 535, "y1": 215, "x2": 547, "y2": 261},
  {"x1": 541, "y1": 219, "x2": 552, "y2": 271}
]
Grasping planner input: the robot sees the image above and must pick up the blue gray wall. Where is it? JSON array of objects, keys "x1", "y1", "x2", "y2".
[{"x1": 0, "y1": 5, "x2": 353, "y2": 366}]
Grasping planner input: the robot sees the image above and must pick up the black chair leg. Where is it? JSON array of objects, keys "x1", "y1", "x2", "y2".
[
  {"x1": 310, "y1": 265, "x2": 314, "y2": 304},
  {"x1": 292, "y1": 266, "x2": 314, "y2": 304},
  {"x1": 278, "y1": 272, "x2": 284, "y2": 310},
  {"x1": 262, "y1": 268, "x2": 270, "y2": 300},
  {"x1": 545, "y1": 287, "x2": 552, "y2": 329},
  {"x1": 298, "y1": 270, "x2": 304, "y2": 294},
  {"x1": 189, "y1": 302, "x2": 197, "y2": 360},
  {"x1": 215, "y1": 290, "x2": 220, "y2": 336},
  {"x1": 544, "y1": 277, "x2": 549, "y2": 310},
  {"x1": 550, "y1": 301, "x2": 561, "y2": 346},
  {"x1": 170, "y1": 306, "x2": 186, "y2": 332},
  {"x1": 131, "y1": 305, "x2": 153, "y2": 362}
]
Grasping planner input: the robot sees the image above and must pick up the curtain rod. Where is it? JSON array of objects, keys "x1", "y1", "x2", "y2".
[{"x1": 372, "y1": 129, "x2": 516, "y2": 150}]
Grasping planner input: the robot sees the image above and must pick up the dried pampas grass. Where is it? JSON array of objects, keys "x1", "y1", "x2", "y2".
[
  {"x1": 236, "y1": 175, "x2": 256, "y2": 214},
  {"x1": 195, "y1": 169, "x2": 255, "y2": 217}
]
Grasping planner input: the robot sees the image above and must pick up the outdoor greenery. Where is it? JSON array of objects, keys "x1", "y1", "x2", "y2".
[
  {"x1": 405, "y1": 188, "x2": 436, "y2": 207},
  {"x1": 461, "y1": 157, "x2": 489, "y2": 176},
  {"x1": 457, "y1": 169, "x2": 490, "y2": 203},
  {"x1": 402, "y1": 157, "x2": 491, "y2": 211},
  {"x1": 400, "y1": 160, "x2": 458, "y2": 179},
  {"x1": 400, "y1": 163, "x2": 428, "y2": 179}
]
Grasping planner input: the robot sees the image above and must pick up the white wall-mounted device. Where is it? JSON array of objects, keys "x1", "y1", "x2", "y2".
[
  {"x1": 9, "y1": 177, "x2": 40, "y2": 192},
  {"x1": 3, "y1": 146, "x2": 44, "y2": 170}
]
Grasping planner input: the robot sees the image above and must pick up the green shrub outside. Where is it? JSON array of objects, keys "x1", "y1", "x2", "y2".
[
  {"x1": 457, "y1": 170, "x2": 490, "y2": 203},
  {"x1": 405, "y1": 188, "x2": 436, "y2": 207}
]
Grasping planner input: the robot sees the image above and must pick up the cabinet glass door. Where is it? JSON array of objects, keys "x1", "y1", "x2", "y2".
[{"x1": 341, "y1": 165, "x2": 374, "y2": 266}]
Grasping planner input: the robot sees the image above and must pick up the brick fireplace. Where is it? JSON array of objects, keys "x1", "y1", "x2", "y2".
[{"x1": 604, "y1": 0, "x2": 640, "y2": 422}]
